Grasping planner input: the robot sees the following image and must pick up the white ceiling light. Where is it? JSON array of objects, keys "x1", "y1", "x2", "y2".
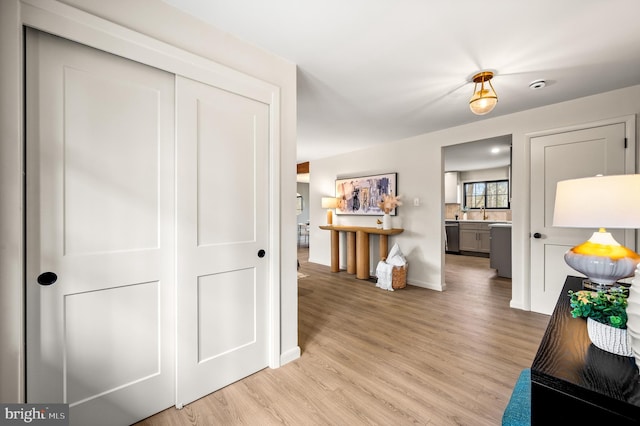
[{"x1": 469, "y1": 71, "x2": 498, "y2": 115}]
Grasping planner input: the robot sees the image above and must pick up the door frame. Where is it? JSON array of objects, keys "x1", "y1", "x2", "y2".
[
  {"x1": 525, "y1": 115, "x2": 636, "y2": 311},
  {"x1": 1, "y1": 0, "x2": 283, "y2": 403}
]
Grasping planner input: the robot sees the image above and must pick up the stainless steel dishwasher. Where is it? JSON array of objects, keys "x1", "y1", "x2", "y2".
[{"x1": 445, "y1": 221, "x2": 459, "y2": 253}]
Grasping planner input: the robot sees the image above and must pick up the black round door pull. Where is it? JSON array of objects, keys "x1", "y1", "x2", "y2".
[
  {"x1": 258, "y1": 249, "x2": 266, "y2": 258},
  {"x1": 37, "y1": 272, "x2": 58, "y2": 286},
  {"x1": 533, "y1": 233, "x2": 542, "y2": 239}
]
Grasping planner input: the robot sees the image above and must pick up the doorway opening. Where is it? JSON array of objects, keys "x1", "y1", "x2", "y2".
[
  {"x1": 297, "y1": 163, "x2": 310, "y2": 266},
  {"x1": 443, "y1": 135, "x2": 513, "y2": 285}
]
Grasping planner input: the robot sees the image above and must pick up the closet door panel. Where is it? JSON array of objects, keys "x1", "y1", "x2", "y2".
[
  {"x1": 26, "y1": 29, "x2": 176, "y2": 426},
  {"x1": 176, "y1": 76, "x2": 270, "y2": 407}
]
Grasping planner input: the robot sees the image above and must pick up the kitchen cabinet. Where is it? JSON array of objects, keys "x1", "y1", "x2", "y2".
[
  {"x1": 444, "y1": 172, "x2": 459, "y2": 204},
  {"x1": 458, "y1": 221, "x2": 491, "y2": 253},
  {"x1": 489, "y1": 224, "x2": 511, "y2": 277}
]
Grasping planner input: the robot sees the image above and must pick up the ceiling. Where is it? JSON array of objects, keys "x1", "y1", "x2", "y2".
[
  {"x1": 443, "y1": 134, "x2": 511, "y2": 172},
  {"x1": 164, "y1": 0, "x2": 640, "y2": 165}
]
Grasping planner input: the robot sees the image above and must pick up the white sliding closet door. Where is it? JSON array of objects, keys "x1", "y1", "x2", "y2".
[
  {"x1": 175, "y1": 76, "x2": 271, "y2": 407},
  {"x1": 26, "y1": 25, "x2": 275, "y2": 425},
  {"x1": 26, "y1": 29, "x2": 176, "y2": 425}
]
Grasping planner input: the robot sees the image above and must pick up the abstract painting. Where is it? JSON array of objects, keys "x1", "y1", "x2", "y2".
[{"x1": 335, "y1": 173, "x2": 398, "y2": 216}]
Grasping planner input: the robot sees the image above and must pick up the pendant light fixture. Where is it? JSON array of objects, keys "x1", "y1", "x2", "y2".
[{"x1": 469, "y1": 71, "x2": 498, "y2": 115}]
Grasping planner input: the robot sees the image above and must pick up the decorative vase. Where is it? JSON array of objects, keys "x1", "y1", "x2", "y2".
[
  {"x1": 626, "y1": 265, "x2": 640, "y2": 367},
  {"x1": 382, "y1": 213, "x2": 391, "y2": 230},
  {"x1": 586, "y1": 317, "x2": 633, "y2": 357}
]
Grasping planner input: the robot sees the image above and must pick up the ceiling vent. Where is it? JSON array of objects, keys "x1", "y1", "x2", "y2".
[{"x1": 529, "y1": 80, "x2": 546, "y2": 90}]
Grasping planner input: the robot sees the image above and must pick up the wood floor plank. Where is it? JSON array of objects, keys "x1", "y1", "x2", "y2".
[{"x1": 135, "y1": 249, "x2": 549, "y2": 425}]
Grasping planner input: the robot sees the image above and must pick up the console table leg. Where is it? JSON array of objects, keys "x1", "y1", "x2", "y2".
[
  {"x1": 346, "y1": 232, "x2": 356, "y2": 274},
  {"x1": 379, "y1": 235, "x2": 389, "y2": 260},
  {"x1": 356, "y1": 231, "x2": 370, "y2": 279},
  {"x1": 330, "y1": 230, "x2": 339, "y2": 272},
  {"x1": 319, "y1": 225, "x2": 404, "y2": 278}
]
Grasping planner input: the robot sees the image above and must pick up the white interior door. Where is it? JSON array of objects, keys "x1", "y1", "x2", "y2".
[
  {"x1": 176, "y1": 76, "x2": 270, "y2": 407},
  {"x1": 26, "y1": 29, "x2": 175, "y2": 425},
  {"x1": 530, "y1": 123, "x2": 631, "y2": 314}
]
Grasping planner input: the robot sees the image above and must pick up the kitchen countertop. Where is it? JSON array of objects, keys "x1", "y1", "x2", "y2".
[
  {"x1": 446, "y1": 220, "x2": 512, "y2": 224},
  {"x1": 487, "y1": 222, "x2": 512, "y2": 228}
]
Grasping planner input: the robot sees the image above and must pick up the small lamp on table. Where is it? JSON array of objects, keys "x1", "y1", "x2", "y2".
[
  {"x1": 552, "y1": 174, "x2": 640, "y2": 290},
  {"x1": 321, "y1": 197, "x2": 338, "y2": 225}
]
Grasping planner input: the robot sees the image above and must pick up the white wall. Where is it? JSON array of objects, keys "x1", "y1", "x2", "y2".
[
  {"x1": 0, "y1": 0, "x2": 298, "y2": 402},
  {"x1": 460, "y1": 166, "x2": 509, "y2": 183},
  {"x1": 310, "y1": 85, "x2": 640, "y2": 307}
]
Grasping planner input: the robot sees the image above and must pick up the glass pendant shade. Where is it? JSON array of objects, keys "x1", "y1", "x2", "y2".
[
  {"x1": 469, "y1": 71, "x2": 498, "y2": 115},
  {"x1": 553, "y1": 174, "x2": 640, "y2": 288}
]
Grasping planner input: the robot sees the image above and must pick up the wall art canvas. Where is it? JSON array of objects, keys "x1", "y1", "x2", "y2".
[{"x1": 335, "y1": 173, "x2": 398, "y2": 216}]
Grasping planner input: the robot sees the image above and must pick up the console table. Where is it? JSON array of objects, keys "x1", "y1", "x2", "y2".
[
  {"x1": 531, "y1": 275, "x2": 640, "y2": 424},
  {"x1": 318, "y1": 225, "x2": 404, "y2": 279}
]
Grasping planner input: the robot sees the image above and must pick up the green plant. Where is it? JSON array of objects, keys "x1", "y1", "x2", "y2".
[{"x1": 568, "y1": 288, "x2": 628, "y2": 328}]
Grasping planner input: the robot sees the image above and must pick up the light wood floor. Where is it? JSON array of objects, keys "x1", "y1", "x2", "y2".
[{"x1": 136, "y1": 249, "x2": 549, "y2": 426}]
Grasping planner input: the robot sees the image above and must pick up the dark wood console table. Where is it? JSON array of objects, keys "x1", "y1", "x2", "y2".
[
  {"x1": 318, "y1": 225, "x2": 403, "y2": 279},
  {"x1": 531, "y1": 275, "x2": 640, "y2": 424}
]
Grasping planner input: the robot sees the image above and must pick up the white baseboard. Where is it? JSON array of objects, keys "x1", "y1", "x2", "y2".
[
  {"x1": 509, "y1": 300, "x2": 528, "y2": 311},
  {"x1": 406, "y1": 279, "x2": 444, "y2": 291},
  {"x1": 280, "y1": 346, "x2": 301, "y2": 365}
]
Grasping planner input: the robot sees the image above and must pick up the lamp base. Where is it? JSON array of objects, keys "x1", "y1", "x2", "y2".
[
  {"x1": 581, "y1": 278, "x2": 622, "y2": 292},
  {"x1": 564, "y1": 232, "x2": 640, "y2": 288}
]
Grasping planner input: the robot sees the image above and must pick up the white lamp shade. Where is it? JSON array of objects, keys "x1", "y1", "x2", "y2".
[
  {"x1": 553, "y1": 174, "x2": 640, "y2": 229},
  {"x1": 321, "y1": 197, "x2": 338, "y2": 209}
]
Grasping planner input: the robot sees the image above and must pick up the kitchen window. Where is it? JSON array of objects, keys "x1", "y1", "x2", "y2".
[{"x1": 463, "y1": 179, "x2": 510, "y2": 209}]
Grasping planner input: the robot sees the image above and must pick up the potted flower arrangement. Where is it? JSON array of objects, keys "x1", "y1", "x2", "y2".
[
  {"x1": 377, "y1": 193, "x2": 402, "y2": 230},
  {"x1": 568, "y1": 287, "x2": 632, "y2": 356}
]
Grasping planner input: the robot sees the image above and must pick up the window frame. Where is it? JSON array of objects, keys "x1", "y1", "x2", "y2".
[{"x1": 463, "y1": 179, "x2": 510, "y2": 210}]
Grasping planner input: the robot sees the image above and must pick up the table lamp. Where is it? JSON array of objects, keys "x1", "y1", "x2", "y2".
[
  {"x1": 321, "y1": 197, "x2": 338, "y2": 225},
  {"x1": 553, "y1": 174, "x2": 640, "y2": 289}
]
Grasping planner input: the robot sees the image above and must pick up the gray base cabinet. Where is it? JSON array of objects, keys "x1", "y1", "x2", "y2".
[
  {"x1": 489, "y1": 225, "x2": 512, "y2": 278},
  {"x1": 458, "y1": 222, "x2": 491, "y2": 253}
]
